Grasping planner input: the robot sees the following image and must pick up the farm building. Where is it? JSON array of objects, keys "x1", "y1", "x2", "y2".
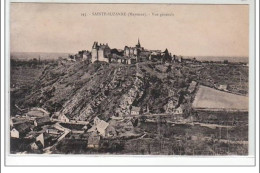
[
  {"x1": 51, "y1": 112, "x2": 69, "y2": 122},
  {"x1": 10, "y1": 117, "x2": 30, "y2": 127},
  {"x1": 218, "y1": 84, "x2": 228, "y2": 91},
  {"x1": 87, "y1": 132, "x2": 100, "y2": 149},
  {"x1": 93, "y1": 116, "x2": 101, "y2": 125},
  {"x1": 34, "y1": 116, "x2": 50, "y2": 126},
  {"x1": 58, "y1": 114, "x2": 70, "y2": 122},
  {"x1": 46, "y1": 128, "x2": 59, "y2": 135},
  {"x1": 96, "y1": 120, "x2": 109, "y2": 137},
  {"x1": 10, "y1": 122, "x2": 31, "y2": 138},
  {"x1": 188, "y1": 81, "x2": 197, "y2": 93},
  {"x1": 173, "y1": 106, "x2": 183, "y2": 115},
  {"x1": 36, "y1": 133, "x2": 44, "y2": 147},
  {"x1": 105, "y1": 125, "x2": 117, "y2": 137},
  {"x1": 88, "y1": 118, "x2": 110, "y2": 137},
  {"x1": 30, "y1": 140, "x2": 43, "y2": 150},
  {"x1": 131, "y1": 106, "x2": 140, "y2": 115}
]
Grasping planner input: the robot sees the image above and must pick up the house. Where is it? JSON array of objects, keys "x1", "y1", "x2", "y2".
[
  {"x1": 218, "y1": 84, "x2": 228, "y2": 91},
  {"x1": 30, "y1": 140, "x2": 43, "y2": 150},
  {"x1": 93, "y1": 116, "x2": 101, "y2": 126},
  {"x1": 174, "y1": 106, "x2": 183, "y2": 115},
  {"x1": 58, "y1": 114, "x2": 70, "y2": 122},
  {"x1": 10, "y1": 122, "x2": 31, "y2": 138},
  {"x1": 96, "y1": 120, "x2": 109, "y2": 137},
  {"x1": 10, "y1": 117, "x2": 30, "y2": 127},
  {"x1": 34, "y1": 116, "x2": 50, "y2": 126},
  {"x1": 46, "y1": 128, "x2": 59, "y2": 135},
  {"x1": 188, "y1": 81, "x2": 197, "y2": 93},
  {"x1": 77, "y1": 50, "x2": 91, "y2": 62},
  {"x1": 131, "y1": 106, "x2": 140, "y2": 115},
  {"x1": 88, "y1": 118, "x2": 109, "y2": 137},
  {"x1": 36, "y1": 133, "x2": 44, "y2": 147},
  {"x1": 124, "y1": 121, "x2": 134, "y2": 131},
  {"x1": 124, "y1": 39, "x2": 144, "y2": 58},
  {"x1": 87, "y1": 132, "x2": 100, "y2": 149},
  {"x1": 51, "y1": 112, "x2": 70, "y2": 122},
  {"x1": 105, "y1": 125, "x2": 117, "y2": 137}
]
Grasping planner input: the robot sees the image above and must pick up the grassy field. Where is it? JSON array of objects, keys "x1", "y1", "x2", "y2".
[
  {"x1": 192, "y1": 85, "x2": 248, "y2": 110},
  {"x1": 11, "y1": 66, "x2": 44, "y2": 88},
  {"x1": 52, "y1": 119, "x2": 248, "y2": 155}
]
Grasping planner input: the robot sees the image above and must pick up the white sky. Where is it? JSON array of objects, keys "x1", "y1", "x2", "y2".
[{"x1": 10, "y1": 3, "x2": 249, "y2": 57}]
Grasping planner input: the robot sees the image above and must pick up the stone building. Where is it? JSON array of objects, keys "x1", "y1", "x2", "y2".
[
  {"x1": 124, "y1": 39, "x2": 144, "y2": 60},
  {"x1": 91, "y1": 42, "x2": 111, "y2": 63}
]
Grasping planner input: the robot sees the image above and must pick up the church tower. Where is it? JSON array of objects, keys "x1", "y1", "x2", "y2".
[{"x1": 136, "y1": 38, "x2": 141, "y2": 48}]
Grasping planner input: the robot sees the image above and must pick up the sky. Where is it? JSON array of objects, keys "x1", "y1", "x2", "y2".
[{"x1": 10, "y1": 3, "x2": 249, "y2": 57}]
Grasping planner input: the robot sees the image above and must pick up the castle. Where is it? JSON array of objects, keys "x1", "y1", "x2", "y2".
[
  {"x1": 69, "y1": 39, "x2": 176, "y2": 64},
  {"x1": 124, "y1": 38, "x2": 144, "y2": 58},
  {"x1": 91, "y1": 42, "x2": 111, "y2": 63},
  {"x1": 91, "y1": 39, "x2": 145, "y2": 64}
]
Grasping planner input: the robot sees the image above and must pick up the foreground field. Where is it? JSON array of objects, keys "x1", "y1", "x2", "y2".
[
  {"x1": 192, "y1": 85, "x2": 248, "y2": 111},
  {"x1": 53, "y1": 120, "x2": 248, "y2": 155}
]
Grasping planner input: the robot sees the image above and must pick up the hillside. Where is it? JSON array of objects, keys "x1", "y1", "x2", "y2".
[
  {"x1": 12, "y1": 61, "x2": 185, "y2": 121},
  {"x1": 11, "y1": 60, "x2": 249, "y2": 122}
]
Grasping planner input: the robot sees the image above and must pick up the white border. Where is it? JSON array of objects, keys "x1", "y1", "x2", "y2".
[{"x1": 2, "y1": 0, "x2": 258, "y2": 167}]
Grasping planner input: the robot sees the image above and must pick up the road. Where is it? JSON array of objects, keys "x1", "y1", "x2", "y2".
[{"x1": 43, "y1": 123, "x2": 71, "y2": 154}]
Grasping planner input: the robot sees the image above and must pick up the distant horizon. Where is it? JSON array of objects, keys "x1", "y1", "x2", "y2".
[{"x1": 10, "y1": 51, "x2": 249, "y2": 58}]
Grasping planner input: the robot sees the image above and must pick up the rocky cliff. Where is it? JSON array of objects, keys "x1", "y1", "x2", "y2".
[{"x1": 14, "y1": 61, "x2": 185, "y2": 121}]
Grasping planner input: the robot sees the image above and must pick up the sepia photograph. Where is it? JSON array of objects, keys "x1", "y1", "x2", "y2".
[{"x1": 9, "y1": 3, "x2": 251, "y2": 156}]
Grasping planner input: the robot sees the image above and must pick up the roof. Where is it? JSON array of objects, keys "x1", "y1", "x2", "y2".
[
  {"x1": 31, "y1": 108, "x2": 50, "y2": 115},
  {"x1": 219, "y1": 84, "x2": 228, "y2": 87},
  {"x1": 87, "y1": 125, "x2": 97, "y2": 133},
  {"x1": 88, "y1": 132, "x2": 100, "y2": 145},
  {"x1": 11, "y1": 118, "x2": 29, "y2": 125},
  {"x1": 26, "y1": 110, "x2": 48, "y2": 117},
  {"x1": 34, "y1": 116, "x2": 50, "y2": 124},
  {"x1": 32, "y1": 140, "x2": 43, "y2": 149},
  {"x1": 96, "y1": 120, "x2": 109, "y2": 132},
  {"x1": 188, "y1": 81, "x2": 197, "y2": 92},
  {"x1": 131, "y1": 106, "x2": 140, "y2": 112},
  {"x1": 14, "y1": 122, "x2": 31, "y2": 133},
  {"x1": 92, "y1": 42, "x2": 98, "y2": 49},
  {"x1": 163, "y1": 48, "x2": 169, "y2": 54},
  {"x1": 99, "y1": 44, "x2": 110, "y2": 50}
]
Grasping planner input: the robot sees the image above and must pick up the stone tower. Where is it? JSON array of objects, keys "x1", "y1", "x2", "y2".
[
  {"x1": 136, "y1": 38, "x2": 141, "y2": 48},
  {"x1": 91, "y1": 42, "x2": 99, "y2": 62}
]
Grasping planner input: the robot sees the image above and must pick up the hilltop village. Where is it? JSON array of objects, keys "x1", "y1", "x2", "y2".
[
  {"x1": 10, "y1": 39, "x2": 249, "y2": 155},
  {"x1": 67, "y1": 39, "x2": 180, "y2": 64}
]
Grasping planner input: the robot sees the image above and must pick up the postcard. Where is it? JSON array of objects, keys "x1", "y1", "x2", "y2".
[{"x1": 4, "y1": 0, "x2": 256, "y2": 166}]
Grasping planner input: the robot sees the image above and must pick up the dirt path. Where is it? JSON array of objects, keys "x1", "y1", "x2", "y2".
[{"x1": 43, "y1": 123, "x2": 71, "y2": 154}]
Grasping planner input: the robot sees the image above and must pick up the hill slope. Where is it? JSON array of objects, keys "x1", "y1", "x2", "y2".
[{"x1": 13, "y1": 61, "x2": 183, "y2": 121}]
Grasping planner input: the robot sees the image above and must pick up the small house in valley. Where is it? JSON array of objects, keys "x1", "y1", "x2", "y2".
[
  {"x1": 30, "y1": 140, "x2": 43, "y2": 150},
  {"x1": 188, "y1": 81, "x2": 197, "y2": 93},
  {"x1": 87, "y1": 132, "x2": 100, "y2": 149},
  {"x1": 130, "y1": 106, "x2": 140, "y2": 115},
  {"x1": 11, "y1": 122, "x2": 31, "y2": 138},
  {"x1": 174, "y1": 106, "x2": 183, "y2": 115},
  {"x1": 58, "y1": 114, "x2": 70, "y2": 122},
  {"x1": 34, "y1": 116, "x2": 50, "y2": 126},
  {"x1": 10, "y1": 117, "x2": 31, "y2": 127},
  {"x1": 218, "y1": 84, "x2": 228, "y2": 91},
  {"x1": 96, "y1": 120, "x2": 109, "y2": 137}
]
